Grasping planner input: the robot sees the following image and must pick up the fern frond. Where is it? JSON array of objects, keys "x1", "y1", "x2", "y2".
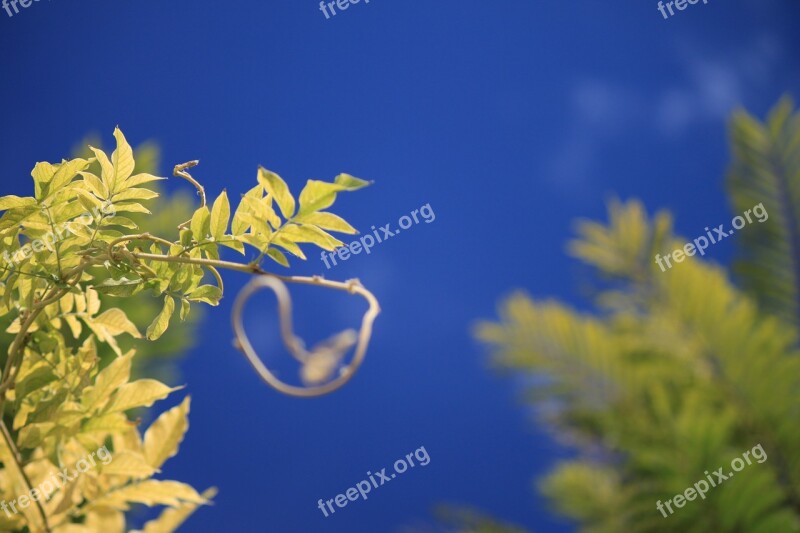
[{"x1": 728, "y1": 97, "x2": 800, "y2": 328}]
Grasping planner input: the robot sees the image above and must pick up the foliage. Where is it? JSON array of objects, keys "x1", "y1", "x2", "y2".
[
  {"x1": 0, "y1": 128, "x2": 373, "y2": 532},
  {"x1": 728, "y1": 98, "x2": 800, "y2": 330},
  {"x1": 475, "y1": 100, "x2": 800, "y2": 532},
  {"x1": 434, "y1": 506, "x2": 530, "y2": 533},
  {"x1": 72, "y1": 137, "x2": 203, "y2": 385},
  {"x1": 402, "y1": 505, "x2": 529, "y2": 533}
]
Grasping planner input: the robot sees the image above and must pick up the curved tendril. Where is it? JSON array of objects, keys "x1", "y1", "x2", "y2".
[{"x1": 231, "y1": 274, "x2": 380, "y2": 398}]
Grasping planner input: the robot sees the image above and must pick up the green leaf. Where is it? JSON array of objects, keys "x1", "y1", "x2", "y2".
[
  {"x1": 191, "y1": 206, "x2": 211, "y2": 241},
  {"x1": 240, "y1": 197, "x2": 278, "y2": 233},
  {"x1": 272, "y1": 234, "x2": 307, "y2": 259},
  {"x1": 81, "y1": 352, "x2": 133, "y2": 413},
  {"x1": 143, "y1": 396, "x2": 191, "y2": 469},
  {"x1": 186, "y1": 285, "x2": 222, "y2": 306},
  {"x1": 77, "y1": 190, "x2": 103, "y2": 212},
  {"x1": 298, "y1": 211, "x2": 358, "y2": 234},
  {"x1": 281, "y1": 224, "x2": 344, "y2": 251},
  {"x1": 87, "y1": 480, "x2": 207, "y2": 511},
  {"x1": 89, "y1": 145, "x2": 115, "y2": 193},
  {"x1": 17, "y1": 422, "x2": 55, "y2": 449},
  {"x1": 231, "y1": 185, "x2": 262, "y2": 235},
  {"x1": 103, "y1": 216, "x2": 139, "y2": 230},
  {"x1": 257, "y1": 167, "x2": 295, "y2": 219},
  {"x1": 210, "y1": 191, "x2": 230, "y2": 240},
  {"x1": 93, "y1": 308, "x2": 142, "y2": 338},
  {"x1": 112, "y1": 188, "x2": 160, "y2": 202},
  {"x1": 180, "y1": 299, "x2": 191, "y2": 321},
  {"x1": 267, "y1": 247, "x2": 290, "y2": 267},
  {"x1": 81, "y1": 412, "x2": 132, "y2": 434},
  {"x1": 334, "y1": 173, "x2": 371, "y2": 190},
  {"x1": 79, "y1": 170, "x2": 109, "y2": 198},
  {"x1": 123, "y1": 173, "x2": 165, "y2": 188},
  {"x1": 94, "y1": 277, "x2": 143, "y2": 297},
  {"x1": 297, "y1": 174, "x2": 370, "y2": 217},
  {"x1": 146, "y1": 295, "x2": 175, "y2": 341},
  {"x1": 131, "y1": 488, "x2": 217, "y2": 533},
  {"x1": 31, "y1": 161, "x2": 57, "y2": 197},
  {"x1": 111, "y1": 127, "x2": 136, "y2": 192},
  {"x1": 51, "y1": 158, "x2": 89, "y2": 191},
  {"x1": 0, "y1": 195, "x2": 37, "y2": 211},
  {"x1": 297, "y1": 181, "x2": 342, "y2": 217},
  {"x1": 113, "y1": 202, "x2": 152, "y2": 215},
  {"x1": 101, "y1": 450, "x2": 159, "y2": 479},
  {"x1": 104, "y1": 379, "x2": 180, "y2": 413}
]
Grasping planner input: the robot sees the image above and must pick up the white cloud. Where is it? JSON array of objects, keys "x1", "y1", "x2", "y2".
[{"x1": 545, "y1": 34, "x2": 785, "y2": 193}]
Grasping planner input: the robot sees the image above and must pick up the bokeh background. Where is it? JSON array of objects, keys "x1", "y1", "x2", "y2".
[{"x1": 1, "y1": 0, "x2": 799, "y2": 531}]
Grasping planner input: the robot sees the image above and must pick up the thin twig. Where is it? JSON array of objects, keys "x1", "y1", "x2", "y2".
[
  {"x1": 231, "y1": 275, "x2": 380, "y2": 397},
  {"x1": 127, "y1": 250, "x2": 380, "y2": 396},
  {"x1": 173, "y1": 161, "x2": 205, "y2": 230}
]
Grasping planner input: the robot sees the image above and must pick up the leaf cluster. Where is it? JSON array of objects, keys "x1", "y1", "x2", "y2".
[
  {"x1": 0, "y1": 128, "x2": 370, "y2": 531},
  {"x1": 476, "y1": 100, "x2": 800, "y2": 532}
]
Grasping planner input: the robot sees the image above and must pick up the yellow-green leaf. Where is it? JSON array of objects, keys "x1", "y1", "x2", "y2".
[
  {"x1": 112, "y1": 188, "x2": 160, "y2": 202},
  {"x1": 297, "y1": 180, "x2": 342, "y2": 217},
  {"x1": 82, "y1": 412, "x2": 132, "y2": 434},
  {"x1": 146, "y1": 295, "x2": 175, "y2": 341},
  {"x1": 334, "y1": 173, "x2": 371, "y2": 190},
  {"x1": 267, "y1": 247, "x2": 290, "y2": 267},
  {"x1": 186, "y1": 285, "x2": 222, "y2": 306},
  {"x1": 231, "y1": 185, "x2": 262, "y2": 235},
  {"x1": 143, "y1": 396, "x2": 191, "y2": 470},
  {"x1": 298, "y1": 211, "x2": 358, "y2": 234},
  {"x1": 296, "y1": 174, "x2": 370, "y2": 217},
  {"x1": 191, "y1": 206, "x2": 210, "y2": 241},
  {"x1": 281, "y1": 224, "x2": 344, "y2": 251},
  {"x1": 210, "y1": 191, "x2": 230, "y2": 240},
  {"x1": 102, "y1": 450, "x2": 159, "y2": 479},
  {"x1": 79, "y1": 171, "x2": 109, "y2": 198},
  {"x1": 131, "y1": 488, "x2": 217, "y2": 533},
  {"x1": 89, "y1": 146, "x2": 115, "y2": 192},
  {"x1": 257, "y1": 167, "x2": 295, "y2": 219},
  {"x1": 87, "y1": 480, "x2": 207, "y2": 511},
  {"x1": 93, "y1": 308, "x2": 142, "y2": 338},
  {"x1": 113, "y1": 202, "x2": 152, "y2": 215},
  {"x1": 81, "y1": 352, "x2": 133, "y2": 412},
  {"x1": 111, "y1": 127, "x2": 135, "y2": 192},
  {"x1": 124, "y1": 173, "x2": 165, "y2": 188},
  {"x1": 17, "y1": 422, "x2": 55, "y2": 449},
  {"x1": 0, "y1": 195, "x2": 37, "y2": 211},
  {"x1": 104, "y1": 379, "x2": 180, "y2": 413},
  {"x1": 51, "y1": 158, "x2": 89, "y2": 191},
  {"x1": 94, "y1": 277, "x2": 143, "y2": 297}
]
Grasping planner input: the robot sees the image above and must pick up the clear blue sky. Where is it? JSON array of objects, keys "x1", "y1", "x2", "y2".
[{"x1": 1, "y1": 1, "x2": 799, "y2": 531}]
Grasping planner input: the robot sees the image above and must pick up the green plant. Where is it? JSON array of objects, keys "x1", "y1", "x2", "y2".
[
  {"x1": 0, "y1": 128, "x2": 379, "y2": 531},
  {"x1": 73, "y1": 137, "x2": 204, "y2": 386},
  {"x1": 0, "y1": 140, "x2": 202, "y2": 392},
  {"x1": 476, "y1": 99, "x2": 800, "y2": 532}
]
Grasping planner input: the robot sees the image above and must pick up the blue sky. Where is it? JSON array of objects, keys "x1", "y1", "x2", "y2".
[{"x1": 1, "y1": 1, "x2": 799, "y2": 531}]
